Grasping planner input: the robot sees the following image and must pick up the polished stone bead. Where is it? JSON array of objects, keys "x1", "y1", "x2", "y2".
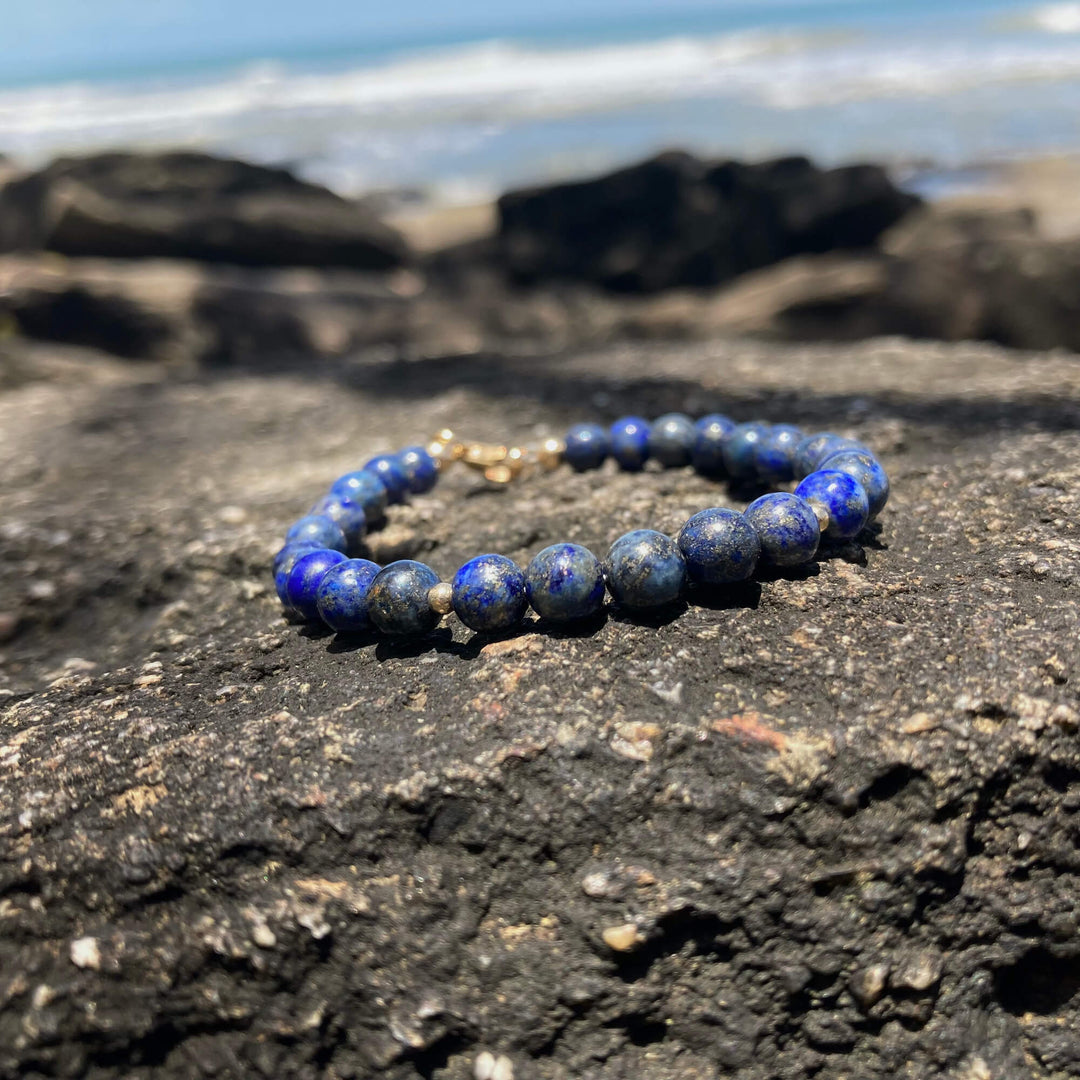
[
  {"x1": 605, "y1": 529, "x2": 687, "y2": 609},
  {"x1": 285, "y1": 513, "x2": 347, "y2": 552},
  {"x1": 452, "y1": 553, "x2": 528, "y2": 632},
  {"x1": 525, "y1": 543, "x2": 605, "y2": 622},
  {"x1": 315, "y1": 558, "x2": 381, "y2": 632},
  {"x1": 397, "y1": 446, "x2": 439, "y2": 494},
  {"x1": 793, "y1": 433, "x2": 868, "y2": 478},
  {"x1": 273, "y1": 542, "x2": 321, "y2": 604},
  {"x1": 676, "y1": 507, "x2": 760, "y2": 584},
  {"x1": 722, "y1": 421, "x2": 771, "y2": 482},
  {"x1": 753, "y1": 424, "x2": 803, "y2": 483},
  {"x1": 745, "y1": 493, "x2": 820, "y2": 566},
  {"x1": 609, "y1": 416, "x2": 651, "y2": 472},
  {"x1": 329, "y1": 469, "x2": 389, "y2": 520},
  {"x1": 364, "y1": 454, "x2": 410, "y2": 504},
  {"x1": 795, "y1": 470, "x2": 870, "y2": 538},
  {"x1": 285, "y1": 548, "x2": 349, "y2": 620},
  {"x1": 691, "y1": 413, "x2": 735, "y2": 476},
  {"x1": 367, "y1": 560, "x2": 442, "y2": 636},
  {"x1": 819, "y1": 449, "x2": 890, "y2": 519},
  {"x1": 648, "y1": 413, "x2": 697, "y2": 468},
  {"x1": 564, "y1": 423, "x2": 611, "y2": 471},
  {"x1": 309, "y1": 494, "x2": 367, "y2": 550}
]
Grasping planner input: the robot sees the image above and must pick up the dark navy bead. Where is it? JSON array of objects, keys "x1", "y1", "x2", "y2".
[
  {"x1": 397, "y1": 446, "x2": 439, "y2": 495},
  {"x1": 525, "y1": 543, "x2": 605, "y2": 622},
  {"x1": 285, "y1": 513, "x2": 347, "y2": 552},
  {"x1": 274, "y1": 542, "x2": 321, "y2": 605},
  {"x1": 285, "y1": 548, "x2": 349, "y2": 621},
  {"x1": 691, "y1": 414, "x2": 735, "y2": 476},
  {"x1": 309, "y1": 494, "x2": 367, "y2": 550},
  {"x1": 819, "y1": 450, "x2": 890, "y2": 519},
  {"x1": 648, "y1": 413, "x2": 697, "y2": 468},
  {"x1": 676, "y1": 507, "x2": 760, "y2": 584},
  {"x1": 329, "y1": 470, "x2": 389, "y2": 520},
  {"x1": 605, "y1": 530, "x2": 686, "y2": 610},
  {"x1": 795, "y1": 470, "x2": 870, "y2": 539},
  {"x1": 753, "y1": 424, "x2": 803, "y2": 483},
  {"x1": 793, "y1": 433, "x2": 868, "y2": 478},
  {"x1": 745, "y1": 493, "x2": 820, "y2": 566},
  {"x1": 367, "y1": 560, "x2": 441, "y2": 636},
  {"x1": 315, "y1": 558, "x2": 381, "y2": 632},
  {"x1": 452, "y1": 553, "x2": 528, "y2": 633},
  {"x1": 364, "y1": 454, "x2": 410, "y2": 504},
  {"x1": 609, "y1": 416, "x2": 651, "y2": 472},
  {"x1": 722, "y1": 422, "x2": 770, "y2": 482},
  {"x1": 564, "y1": 423, "x2": 611, "y2": 471}
]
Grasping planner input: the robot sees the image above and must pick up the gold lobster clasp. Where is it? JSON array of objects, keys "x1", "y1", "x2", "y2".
[{"x1": 427, "y1": 430, "x2": 529, "y2": 484}]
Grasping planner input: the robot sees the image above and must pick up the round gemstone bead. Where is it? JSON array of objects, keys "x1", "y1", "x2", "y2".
[
  {"x1": 609, "y1": 416, "x2": 651, "y2": 472},
  {"x1": 605, "y1": 529, "x2": 686, "y2": 610},
  {"x1": 648, "y1": 413, "x2": 697, "y2": 468},
  {"x1": 397, "y1": 446, "x2": 439, "y2": 494},
  {"x1": 691, "y1": 413, "x2": 736, "y2": 476},
  {"x1": 753, "y1": 424, "x2": 803, "y2": 483},
  {"x1": 329, "y1": 470, "x2": 389, "y2": 520},
  {"x1": 793, "y1": 433, "x2": 868, "y2": 478},
  {"x1": 745, "y1": 493, "x2": 820, "y2": 566},
  {"x1": 364, "y1": 455, "x2": 410, "y2": 504},
  {"x1": 315, "y1": 558, "x2": 381, "y2": 632},
  {"x1": 451, "y1": 553, "x2": 528, "y2": 632},
  {"x1": 309, "y1": 494, "x2": 367, "y2": 550},
  {"x1": 676, "y1": 507, "x2": 760, "y2": 585},
  {"x1": 285, "y1": 513, "x2": 347, "y2": 552},
  {"x1": 525, "y1": 543, "x2": 606, "y2": 622},
  {"x1": 285, "y1": 548, "x2": 349, "y2": 621},
  {"x1": 794, "y1": 470, "x2": 870, "y2": 539},
  {"x1": 367, "y1": 560, "x2": 441, "y2": 636},
  {"x1": 274, "y1": 542, "x2": 321, "y2": 604},
  {"x1": 722, "y1": 422, "x2": 770, "y2": 482},
  {"x1": 564, "y1": 423, "x2": 611, "y2": 472},
  {"x1": 819, "y1": 450, "x2": 890, "y2": 519}
]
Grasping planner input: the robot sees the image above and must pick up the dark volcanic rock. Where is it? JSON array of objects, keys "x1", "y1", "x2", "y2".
[{"x1": 497, "y1": 151, "x2": 919, "y2": 291}]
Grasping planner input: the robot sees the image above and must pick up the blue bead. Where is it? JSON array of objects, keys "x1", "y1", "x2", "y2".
[
  {"x1": 273, "y1": 542, "x2": 321, "y2": 605},
  {"x1": 285, "y1": 548, "x2": 349, "y2": 621},
  {"x1": 367, "y1": 560, "x2": 441, "y2": 636},
  {"x1": 795, "y1": 470, "x2": 870, "y2": 539},
  {"x1": 452, "y1": 554, "x2": 528, "y2": 632},
  {"x1": 309, "y1": 494, "x2": 367, "y2": 550},
  {"x1": 753, "y1": 424, "x2": 803, "y2": 483},
  {"x1": 722, "y1": 422, "x2": 771, "y2": 482},
  {"x1": 676, "y1": 508, "x2": 760, "y2": 584},
  {"x1": 819, "y1": 450, "x2": 890, "y2": 519},
  {"x1": 525, "y1": 543, "x2": 605, "y2": 622},
  {"x1": 364, "y1": 454, "x2": 410, "y2": 504},
  {"x1": 397, "y1": 446, "x2": 439, "y2": 494},
  {"x1": 648, "y1": 413, "x2": 697, "y2": 468},
  {"x1": 793, "y1": 433, "x2": 868, "y2": 478},
  {"x1": 285, "y1": 513, "x2": 347, "y2": 552},
  {"x1": 329, "y1": 470, "x2": 389, "y2": 520},
  {"x1": 564, "y1": 423, "x2": 610, "y2": 471},
  {"x1": 315, "y1": 558, "x2": 381, "y2": 632},
  {"x1": 691, "y1": 414, "x2": 735, "y2": 476},
  {"x1": 605, "y1": 529, "x2": 686, "y2": 610},
  {"x1": 609, "y1": 416, "x2": 651, "y2": 471},
  {"x1": 745, "y1": 493, "x2": 820, "y2": 566}
]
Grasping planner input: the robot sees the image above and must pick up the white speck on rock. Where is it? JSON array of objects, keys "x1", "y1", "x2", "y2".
[
  {"x1": 474, "y1": 1051, "x2": 496, "y2": 1080},
  {"x1": 70, "y1": 937, "x2": 101, "y2": 970},
  {"x1": 649, "y1": 681, "x2": 683, "y2": 705}
]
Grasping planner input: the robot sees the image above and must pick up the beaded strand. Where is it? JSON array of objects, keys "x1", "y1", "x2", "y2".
[{"x1": 273, "y1": 415, "x2": 890, "y2": 637}]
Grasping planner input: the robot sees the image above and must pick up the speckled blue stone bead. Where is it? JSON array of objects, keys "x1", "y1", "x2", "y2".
[
  {"x1": 285, "y1": 513, "x2": 347, "y2": 552},
  {"x1": 676, "y1": 508, "x2": 760, "y2": 584},
  {"x1": 525, "y1": 543, "x2": 606, "y2": 622},
  {"x1": 648, "y1": 413, "x2": 697, "y2": 468},
  {"x1": 285, "y1": 548, "x2": 349, "y2": 620},
  {"x1": 452, "y1": 553, "x2": 528, "y2": 632},
  {"x1": 314, "y1": 558, "x2": 381, "y2": 632},
  {"x1": 329, "y1": 470, "x2": 389, "y2": 520},
  {"x1": 609, "y1": 416, "x2": 651, "y2": 472},
  {"x1": 274, "y1": 542, "x2": 321, "y2": 604},
  {"x1": 364, "y1": 454, "x2": 410, "y2": 504},
  {"x1": 605, "y1": 530, "x2": 686, "y2": 610},
  {"x1": 795, "y1": 470, "x2": 870, "y2": 539},
  {"x1": 745, "y1": 493, "x2": 820, "y2": 566},
  {"x1": 309, "y1": 494, "x2": 367, "y2": 550},
  {"x1": 367, "y1": 560, "x2": 441, "y2": 636},
  {"x1": 691, "y1": 414, "x2": 736, "y2": 476},
  {"x1": 819, "y1": 450, "x2": 890, "y2": 519},
  {"x1": 722, "y1": 422, "x2": 771, "y2": 482},
  {"x1": 397, "y1": 446, "x2": 439, "y2": 494},
  {"x1": 753, "y1": 424, "x2": 803, "y2": 483},
  {"x1": 564, "y1": 423, "x2": 611, "y2": 471},
  {"x1": 793, "y1": 433, "x2": 868, "y2": 478}
]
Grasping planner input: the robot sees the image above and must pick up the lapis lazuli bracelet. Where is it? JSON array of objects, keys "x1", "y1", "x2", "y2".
[{"x1": 273, "y1": 414, "x2": 889, "y2": 637}]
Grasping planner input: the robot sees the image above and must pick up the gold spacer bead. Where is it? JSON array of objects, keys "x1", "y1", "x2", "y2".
[
  {"x1": 808, "y1": 499, "x2": 831, "y2": 533},
  {"x1": 428, "y1": 582, "x2": 454, "y2": 616},
  {"x1": 537, "y1": 437, "x2": 565, "y2": 471}
]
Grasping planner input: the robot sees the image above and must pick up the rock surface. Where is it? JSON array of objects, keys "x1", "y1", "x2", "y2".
[{"x1": 3, "y1": 335, "x2": 1080, "y2": 1079}]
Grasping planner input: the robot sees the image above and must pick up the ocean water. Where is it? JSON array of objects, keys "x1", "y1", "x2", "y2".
[{"x1": 2, "y1": 1, "x2": 1080, "y2": 201}]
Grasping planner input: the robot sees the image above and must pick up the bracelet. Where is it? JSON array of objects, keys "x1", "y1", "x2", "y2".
[{"x1": 272, "y1": 414, "x2": 890, "y2": 638}]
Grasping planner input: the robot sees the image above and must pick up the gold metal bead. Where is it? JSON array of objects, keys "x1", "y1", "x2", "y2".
[
  {"x1": 537, "y1": 437, "x2": 565, "y2": 471},
  {"x1": 428, "y1": 582, "x2": 454, "y2": 616}
]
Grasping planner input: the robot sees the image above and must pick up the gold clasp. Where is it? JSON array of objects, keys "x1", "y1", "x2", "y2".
[{"x1": 427, "y1": 430, "x2": 529, "y2": 484}]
